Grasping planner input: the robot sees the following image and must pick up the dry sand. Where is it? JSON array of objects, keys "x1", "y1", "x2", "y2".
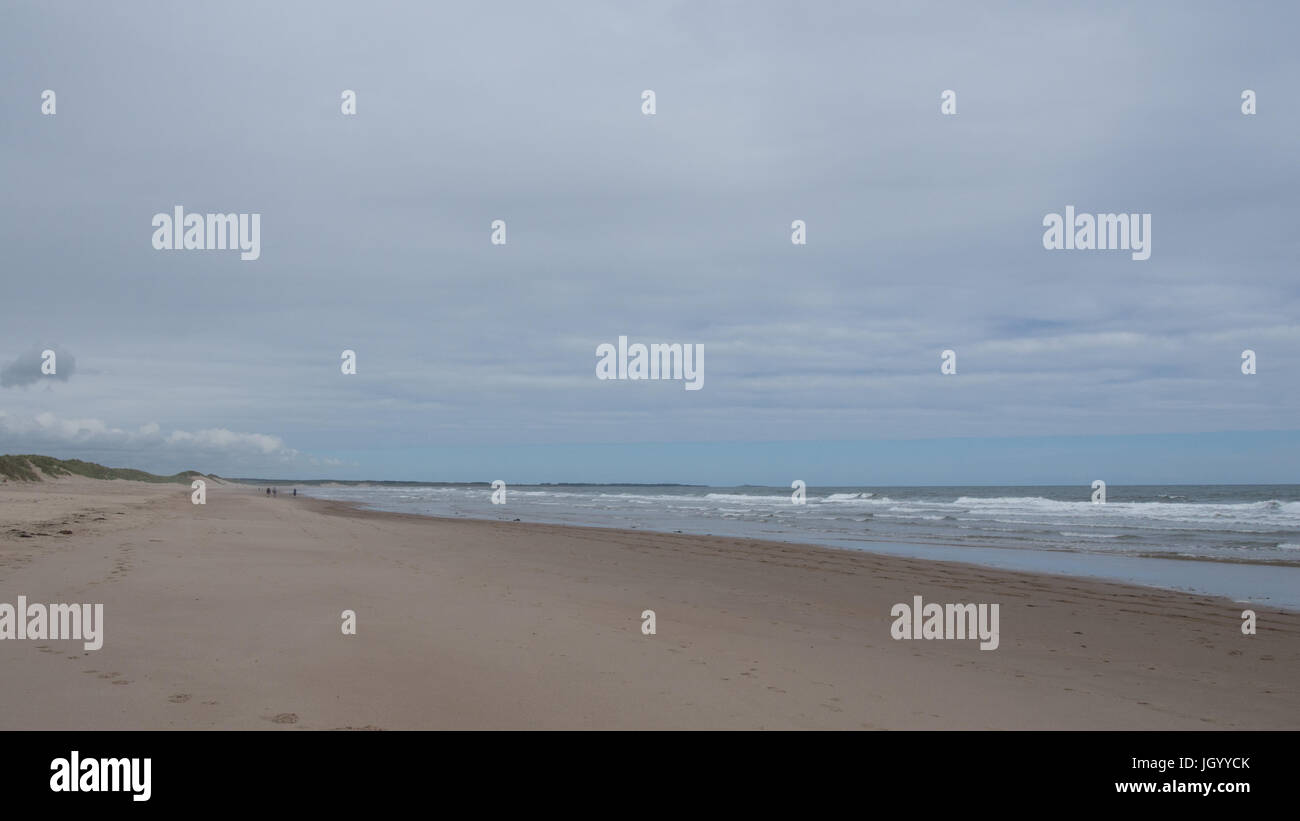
[{"x1": 1, "y1": 477, "x2": 1297, "y2": 729}]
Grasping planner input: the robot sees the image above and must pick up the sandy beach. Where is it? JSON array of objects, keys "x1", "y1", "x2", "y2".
[{"x1": 1, "y1": 476, "x2": 1297, "y2": 730}]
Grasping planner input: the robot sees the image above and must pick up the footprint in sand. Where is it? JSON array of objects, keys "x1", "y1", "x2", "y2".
[
  {"x1": 168, "y1": 694, "x2": 191, "y2": 703},
  {"x1": 112, "y1": 680, "x2": 130, "y2": 685},
  {"x1": 267, "y1": 713, "x2": 299, "y2": 724},
  {"x1": 97, "y1": 671, "x2": 121, "y2": 679}
]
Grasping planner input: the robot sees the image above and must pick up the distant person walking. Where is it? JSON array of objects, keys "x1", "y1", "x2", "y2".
[
  {"x1": 266, "y1": 488, "x2": 270, "y2": 496},
  {"x1": 292, "y1": 488, "x2": 297, "y2": 497}
]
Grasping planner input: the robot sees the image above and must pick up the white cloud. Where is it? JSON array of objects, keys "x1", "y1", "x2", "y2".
[
  {"x1": 165, "y1": 428, "x2": 286, "y2": 455},
  {"x1": 1, "y1": 409, "x2": 296, "y2": 459}
]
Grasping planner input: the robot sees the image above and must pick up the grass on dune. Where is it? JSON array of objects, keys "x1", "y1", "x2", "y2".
[{"x1": 0, "y1": 454, "x2": 204, "y2": 484}]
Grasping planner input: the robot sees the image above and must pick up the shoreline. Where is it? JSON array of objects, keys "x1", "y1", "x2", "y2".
[
  {"x1": 299, "y1": 494, "x2": 1300, "y2": 612},
  {"x1": 2, "y1": 479, "x2": 1298, "y2": 729}
]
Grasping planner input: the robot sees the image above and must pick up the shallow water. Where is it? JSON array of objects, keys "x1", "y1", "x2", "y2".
[{"x1": 297, "y1": 483, "x2": 1300, "y2": 610}]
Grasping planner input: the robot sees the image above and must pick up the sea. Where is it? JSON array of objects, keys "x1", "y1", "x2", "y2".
[{"x1": 295, "y1": 483, "x2": 1300, "y2": 610}]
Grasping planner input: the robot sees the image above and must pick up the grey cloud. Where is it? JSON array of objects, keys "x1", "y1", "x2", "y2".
[{"x1": 1, "y1": 345, "x2": 76, "y2": 388}]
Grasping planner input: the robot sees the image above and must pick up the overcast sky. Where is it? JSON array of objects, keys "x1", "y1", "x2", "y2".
[{"x1": 2, "y1": 1, "x2": 1298, "y2": 483}]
